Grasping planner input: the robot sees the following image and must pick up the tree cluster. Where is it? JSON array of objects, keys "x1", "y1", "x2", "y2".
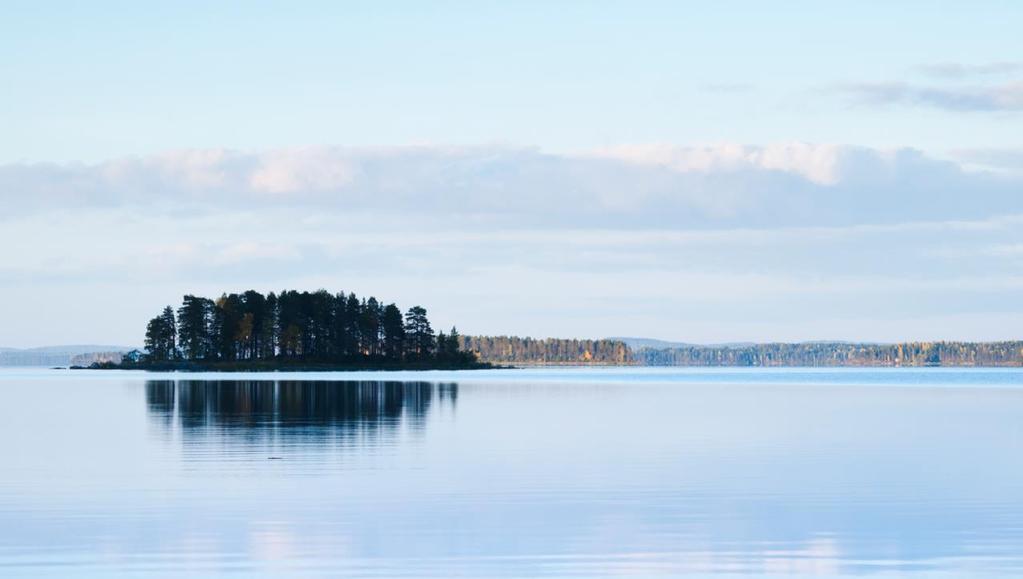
[
  {"x1": 635, "y1": 341, "x2": 1023, "y2": 367},
  {"x1": 142, "y1": 289, "x2": 477, "y2": 368},
  {"x1": 459, "y1": 336, "x2": 632, "y2": 365}
]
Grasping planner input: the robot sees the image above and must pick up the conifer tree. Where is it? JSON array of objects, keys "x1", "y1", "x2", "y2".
[
  {"x1": 144, "y1": 306, "x2": 177, "y2": 361},
  {"x1": 404, "y1": 306, "x2": 435, "y2": 358}
]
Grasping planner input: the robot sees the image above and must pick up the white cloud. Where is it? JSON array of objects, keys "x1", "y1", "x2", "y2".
[
  {"x1": 249, "y1": 148, "x2": 356, "y2": 194},
  {"x1": 842, "y1": 81, "x2": 1023, "y2": 112},
  {"x1": 951, "y1": 148, "x2": 1023, "y2": 175},
  {"x1": 1, "y1": 143, "x2": 1016, "y2": 228},
  {"x1": 591, "y1": 142, "x2": 846, "y2": 185},
  {"x1": 916, "y1": 61, "x2": 1023, "y2": 79},
  {"x1": 1, "y1": 143, "x2": 1022, "y2": 346}
]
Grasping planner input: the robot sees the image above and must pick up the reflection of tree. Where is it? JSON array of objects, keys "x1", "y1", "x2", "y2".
[
  {"x1": 146, "y1": 380, "x2": 176, "y2": 430},
  {"x1": 145, "y1": 380, "x2": 457, "y2": 441}
]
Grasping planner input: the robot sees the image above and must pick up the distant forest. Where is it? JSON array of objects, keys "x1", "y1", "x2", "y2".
[
  {"x1": 122, "y1": 296, "x2": 1023, "y2": 369},
  {"x1": 634, "y1": 341, "x2": 1023, "y2": 367},
  {"x1": 133, "y1": 289, "x2": 482, "y2": 369},
  {"x1": 459, "y1": 336, "x2": 632, "y2": 365},
  {"x1": 458, "y1": 337, "x2": 1023, "y2": 367}
]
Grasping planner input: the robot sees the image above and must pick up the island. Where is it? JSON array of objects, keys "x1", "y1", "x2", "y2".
[
  {"x1": 77, "y1": 288, "x2": 1023, "y2": 371},
  {"x1": 90, "y1": 289, "x2": 489, "y2": 371}
]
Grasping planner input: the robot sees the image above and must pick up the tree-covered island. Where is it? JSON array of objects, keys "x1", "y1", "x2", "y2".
[{"x1": 102, "y1": 289, "x2": 488, "y2": 371}]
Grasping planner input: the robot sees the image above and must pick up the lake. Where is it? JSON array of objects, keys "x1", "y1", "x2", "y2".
[{"x1": 1, "y1": 367, "x2": 1021, "y2": 577}]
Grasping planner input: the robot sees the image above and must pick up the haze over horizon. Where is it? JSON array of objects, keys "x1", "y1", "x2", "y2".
[{"x1": 2, "y1": 1, "x2": 1022, "y2": 347}]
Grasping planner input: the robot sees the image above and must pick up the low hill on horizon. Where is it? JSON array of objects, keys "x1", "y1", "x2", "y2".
[
  {"x1": 0, "y1": 345, "x2": 135, "y2": 354},
  {"x1": 0, "y1": 345, "x2": 135, "y2": 367}
]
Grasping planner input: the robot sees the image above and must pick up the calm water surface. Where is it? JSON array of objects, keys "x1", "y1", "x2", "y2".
[{"x1": 1, "y1": 367, "x2": 1021, "y2": 577}]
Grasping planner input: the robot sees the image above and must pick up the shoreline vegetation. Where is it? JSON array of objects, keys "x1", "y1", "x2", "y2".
[
  {"x1": 454, "y1": 337, "x2": 1023, "y2": 367},
  {"x1": 632, "y1": 340, "x2": 1023, "y2": 367},
  {"x1": 84, "y1": 359, "x2": 497, "y2": 372},
  {"x1": 88, "y1": 289, "x2": 490, "y2": 372},
  {"x1": 69, "y1": 287, "x2": 1023, "y2": 370}
]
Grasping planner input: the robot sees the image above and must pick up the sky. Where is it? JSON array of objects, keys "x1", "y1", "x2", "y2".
[{"x1": 1, "y1": 1, "x2": 1022, "y2": 347}]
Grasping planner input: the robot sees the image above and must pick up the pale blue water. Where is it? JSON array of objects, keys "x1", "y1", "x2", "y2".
[{"x1": 0, "y1": 367, "x2": 1021, "y2": 577}]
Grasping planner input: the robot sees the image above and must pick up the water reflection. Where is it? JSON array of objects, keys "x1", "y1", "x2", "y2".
[
  {"x1": 146, "y1": 380, "x2": 456, "y2": 448},
  {"x1": 3, "y1": 370, "x2": 1022, "y2": 577}
]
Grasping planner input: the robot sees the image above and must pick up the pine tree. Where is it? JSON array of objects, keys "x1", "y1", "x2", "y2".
[
  {"x1": 144, "y1": 306, "x2": 177, "y2": 361},
  {"x1": 382, "y1": 303, "x2": 405, "y2": 360},
  {"x1": 177, "y1": 295, "x2": 213, "y2": 360},
  {"x1": 404, "y1": 306, "x2": 435, "y2": 359}
]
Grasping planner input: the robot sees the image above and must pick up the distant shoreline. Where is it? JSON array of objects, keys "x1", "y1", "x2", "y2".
[
  {"x1": 75, "y1": 360, "x2": 499, "y2": 372},
  {"x1": 64, "y1": 362, "x2": 1023, "y2": 371},
  {"x1": 19, "y1": 337, "x2": 1023, "y2": 370}
]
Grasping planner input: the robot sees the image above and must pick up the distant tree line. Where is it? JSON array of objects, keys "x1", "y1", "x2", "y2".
[
  {"x1": 138, "y1": 302, "x2": 1023, "y2": 369},
  {"x1": 635, "y1": 341, "x2": 1023, "y2": 367},
  {"x1": 459, "y1": 336, "x2": 632, "y2": 365},
  {"x1": 140, "y1": 290, "x2": 479, "y2": 368},
  {"x1": 457, "y1": 337, "x2": 1023, "y2": 367}
]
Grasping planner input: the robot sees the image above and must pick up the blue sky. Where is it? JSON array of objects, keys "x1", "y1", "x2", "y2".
[
  {"x1": 1, "y1": 1, "x2": 1022, "y2": 346},
  {"x1": 3, "y1": 1, "x2": 1022, "y2": 161}
]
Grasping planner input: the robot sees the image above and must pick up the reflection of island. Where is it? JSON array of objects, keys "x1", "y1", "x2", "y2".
[{"x1": 145, "y1": 380, "x2": 457, "y2": 442}]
